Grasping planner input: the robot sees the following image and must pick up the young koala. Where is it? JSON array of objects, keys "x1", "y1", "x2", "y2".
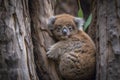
[{"x1": 47, "y1": 14, "x2": 96, "y2": 80}]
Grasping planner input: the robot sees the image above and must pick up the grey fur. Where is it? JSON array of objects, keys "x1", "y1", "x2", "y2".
[
  {"x1": 74, "y1": 17, "x2": 84, "y2": 30},
  {"x1": 47, "y1": 16, "x2": 56, "y2": 30}
]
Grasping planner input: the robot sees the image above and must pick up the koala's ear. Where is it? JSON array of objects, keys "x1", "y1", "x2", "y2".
[
  {"x1": 47, "y1": 16, "x2": 56, "y2": 30},
  {"x1": 74, "y1": 17, "x2": 84, "y2": 30}
]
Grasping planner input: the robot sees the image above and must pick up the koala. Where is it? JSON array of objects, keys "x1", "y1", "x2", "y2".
[{"x1": 47, "y1": 14, "x2": 96, "y2": 80}]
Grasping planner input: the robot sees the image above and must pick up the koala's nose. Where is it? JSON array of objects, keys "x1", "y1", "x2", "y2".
[{"x1": 62, "y1": 28, "x2": 68, "y2": 35}]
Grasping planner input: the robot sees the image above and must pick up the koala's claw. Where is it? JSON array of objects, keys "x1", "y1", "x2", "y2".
[
  {"x1": 47, "y1": 50, "x2": 54, "y2": 59},
  {"x1": 46, "y1": 50, "x2": 52, "y2": 57},
  {"x1": 46, "y1": 48, "x2": 50, "y2": 52}
]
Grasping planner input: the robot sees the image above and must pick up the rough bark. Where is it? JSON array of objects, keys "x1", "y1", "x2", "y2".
[
  {"x1": 94, "y1": 0, "x2": 120, "y2": 80},
  {"x1": 0, "y1": 0, "x2": 37, "y2": 80},
  {"x1": 29, "y1": 0, "x2": 60, "y2": 80}
]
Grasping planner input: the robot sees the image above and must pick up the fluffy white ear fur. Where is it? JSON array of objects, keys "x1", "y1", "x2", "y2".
[
  {"x1": 74, "y1": 17, "x2": 84, "y2": 30},
  {"x1": 47, "y1": 16, "x2": 56, "y2": 30}
]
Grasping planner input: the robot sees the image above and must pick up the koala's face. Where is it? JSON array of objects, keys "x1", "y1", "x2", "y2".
[
  {"x1": 53, "y1": 20, "x2": 77, "y2": 40},
  {"x1": 48, "y1": 14, "x2": 84, "y2": 40}
]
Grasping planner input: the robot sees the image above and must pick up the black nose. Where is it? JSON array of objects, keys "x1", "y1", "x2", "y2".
[{"x1": 62, "y1": 28, "x2": 68, "y2": 35}]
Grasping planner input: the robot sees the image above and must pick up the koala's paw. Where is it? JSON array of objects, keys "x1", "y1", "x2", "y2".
[
  {"x1": 46, "y1": 50, "x2": 54, "y2": 58},
  {"x1": 46, "y1": 49, "x2": 59, "y2": 60}
]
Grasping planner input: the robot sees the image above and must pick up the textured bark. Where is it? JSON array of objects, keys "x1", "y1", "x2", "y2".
[
  {"x1": 0, "y1": 0, "x2": 37, "y2": 80},
  {"x1": 91, "y1": 0, "x2": 120, "y2": 80},
  {"x1": 29, "y1": 0, "x2": 60, "y2": 80}
]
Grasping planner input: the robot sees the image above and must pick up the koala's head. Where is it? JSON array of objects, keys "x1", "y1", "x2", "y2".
[{"x1": 48, "y1": 14, "x2": 84, "y2": 40}]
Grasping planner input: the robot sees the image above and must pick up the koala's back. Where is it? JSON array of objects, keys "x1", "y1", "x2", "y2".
[{"x1": 58, "y1": 30, "x2": 96, "y2": 80}]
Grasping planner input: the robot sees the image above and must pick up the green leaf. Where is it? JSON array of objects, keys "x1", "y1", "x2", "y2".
[
  {"x1": 78, "y1": 9, "x2": 84, "y2": 18},
  {"x1": 84, "y1": 14, "x2": 92, "y2": 31}
]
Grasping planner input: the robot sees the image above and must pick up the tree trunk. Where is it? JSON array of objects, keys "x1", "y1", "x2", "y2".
[
  {"x1": 29, "y1": 0, "x2": 60, "y2": 80},
  {"x1": 90, "y1": 0, "x2": 120, "y2": 80},
  {"x1": 0, "y1": 0, "x2": 37, "y2": 80}
]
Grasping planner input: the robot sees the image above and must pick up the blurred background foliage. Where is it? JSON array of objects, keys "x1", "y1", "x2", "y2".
[{"x1": 54, "y1": 0, "x2": 92, "y2": 31}]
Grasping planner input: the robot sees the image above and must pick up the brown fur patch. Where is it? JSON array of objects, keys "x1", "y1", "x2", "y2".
[{"x1": 54, "y1": 14, "x2": 76, "y2": 28}]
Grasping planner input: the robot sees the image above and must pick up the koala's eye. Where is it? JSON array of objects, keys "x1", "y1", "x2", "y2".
[
  {"x1": 68, "y1": 26, "x2": 73, "y2": 31},
  {"x1": 56, "y1": 26, "x2": 61, "y2": 32}
]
